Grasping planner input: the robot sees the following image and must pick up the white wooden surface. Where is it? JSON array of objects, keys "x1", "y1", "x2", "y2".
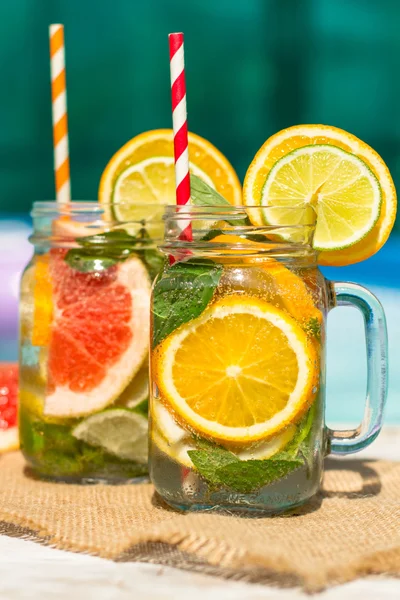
[{"x1": 1, "y1": 427, "x2": 399, "y2": 600}]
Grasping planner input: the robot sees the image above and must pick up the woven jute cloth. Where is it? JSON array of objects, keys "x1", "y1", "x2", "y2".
[{"x1": 1, "y1": 452, "x2": 400, "y2": 591}]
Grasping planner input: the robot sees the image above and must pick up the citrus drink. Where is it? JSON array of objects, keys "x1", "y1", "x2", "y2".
[
  {"x1": 149, "y1": 207, "x2": 326, "y2": 512},
  {"x1": 19, "y1": 203, "x2": 162, "y2": 482}
]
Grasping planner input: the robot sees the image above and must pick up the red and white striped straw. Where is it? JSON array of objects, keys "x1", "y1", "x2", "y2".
[
  {"x1": 168, "y1": 32, "x2": 192, "y2": 240},
  {"x1": 49, "y1": 24, "x2": 71, "y2": 204}
]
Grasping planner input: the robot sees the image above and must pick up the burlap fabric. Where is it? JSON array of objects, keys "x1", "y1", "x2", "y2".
[{"x1": 0, "y1": 452, "x2": 399, "y2": 591}]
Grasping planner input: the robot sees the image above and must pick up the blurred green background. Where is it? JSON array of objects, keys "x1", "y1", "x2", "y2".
[
  {"x1": 0, "y1": 0, "x2": 399, "y2": 422},
  {"x1": 0, "y1": 0, "x2": 399, "y2": 233}
]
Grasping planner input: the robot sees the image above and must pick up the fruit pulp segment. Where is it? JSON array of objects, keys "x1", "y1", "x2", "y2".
[
  {"x1": 48, "y1": 251, "x2": 133, "y2": 394},
  {"x1": 172, "y1": 311, "x2": 299, "y2": 426}
]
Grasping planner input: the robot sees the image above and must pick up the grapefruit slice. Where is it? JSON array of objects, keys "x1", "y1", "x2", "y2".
[
  {"x1": 0, "y1": 364, "x2": 19, "y2": 453},
  {"x1": 44, "y1": 251, "x2": 151, "y2": 418}
]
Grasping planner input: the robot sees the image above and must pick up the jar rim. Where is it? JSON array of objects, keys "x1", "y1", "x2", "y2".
[
  {"x1": 31, "y1": 201, "x2": 167, "y2": 215},
  {"x1": 29, "y1": 201, "x2": 165, "y2": 248},
  {"x1": 162, "y1": 204, "x2": 317, "y2": 260},
  {"x1": 162, "y1": 203, "x2": 317, "y2": 224}
]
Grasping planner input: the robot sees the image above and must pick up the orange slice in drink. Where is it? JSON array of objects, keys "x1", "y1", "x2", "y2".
[
  {"x1": 211, "y1": 234, "x2": 322, "y2": 330},
  {"x1": 31, "y1": 255, "x2": 53, "y2": 347},
  {"x1": 154, "y1": 295, "x2": 317, "y2": 444},
  {"x1": 98, "y1": 129, "x2": 242, "y2": 237},
  {"x1": 243, "y1": 124, "x2": 396, "y2": 266}
]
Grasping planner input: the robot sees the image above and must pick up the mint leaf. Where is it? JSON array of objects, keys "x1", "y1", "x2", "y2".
[
  {"x1": 299, "y1": 444, "x2": 314, "y2": 478},
  {"x1": 64, "y1": 229, "x2": 139, "y2": 272},
  {"x1": 190, "y1": 174, "x2": 232, "y2": 207},
  {"x1": 190, "y1": 174, "x2": 248, "y2": 227},
  {"x1": 132, "y1": 398, "x2": 149, "y2": 417},
  {"x1": 188, "y1": 442, "x2": 303, "y2": 493},
  {"x1": 200, "y1": 228, "x2": 225, "y2": 241},
  {"x1": 152, "y1": 259, "x2": 223, "y2": 347},
  {"x1": 20, "y1": 409, "x2": 148, "y2": 479},
  {"x1": 64, "y1": 250, "x2": 117, "y2": 272},
  {"x1": 274, "y1": 404, "x2": 317, "y2": 478},
  {"x1": 282, "y1": 403, "x2": 316, "y2": 459},
  {"x1": 216, "y1": 458, "x2": 303, "y2": 493},
  {"x1": 143, "y1": 248, "x2": 165, "y2": 278},
  {"x1": 200, "y1": 228, "x2": 270, "y2": 244},
  {"x1": 79, "y1": 229, "x2": 139, "y2": 259},
  {"x1": 307, "y1": 317, "x2": 321, "y2": 341},
  {"x1": 188, "y1": 448, "x2": 239, "y2": 485},
  {"x1": 64, "y1": 228, "x2": 163, "y2": 279}
]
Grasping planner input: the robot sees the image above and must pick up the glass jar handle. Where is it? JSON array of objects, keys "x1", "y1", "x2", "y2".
[{"x1": 326, "y1": 282, "x2": 388, "y2": 455}]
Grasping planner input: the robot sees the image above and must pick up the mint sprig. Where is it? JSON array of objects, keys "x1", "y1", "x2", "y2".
[
  {"x1": 152, "y1": 259, "x2": 223, "y2": 347},
  {"x1": 19, "y1": 409, "x2": 147, "y2": 478},
  {"x1": 215, "y1": 458, "x2": 304, "y2": 494},
  {"x1": 188, "y1": 447, "x2": 303, "y2": 494},
  {"x1": 190, "y1": 174, "x2": 232, "y2": 207},
  {"x1": 64, "y1": 228, "x2": 163, "y2": 278},
  {"x1": 280, "y1": 403, "x2": 316, "y2": 459},
  {"x1": 190, "y1": 174, "x2": 249, "y2": 227},
  {"x1": 188, "y1": 448, "x2": 239, "y2": 485},
  {"x1": 187, "y1": 404, "x2": 317, "y2": 493}
]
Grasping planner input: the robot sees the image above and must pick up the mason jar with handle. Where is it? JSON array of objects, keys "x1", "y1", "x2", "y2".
[{"x1": 149, "y1": 205, "x2": 388, "y2": 514}]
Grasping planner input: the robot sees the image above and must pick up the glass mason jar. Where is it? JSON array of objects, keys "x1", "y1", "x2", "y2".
[
  {"x1": 149, "y1": 205, "x2": 388, "y2": 514},
  {"x1": 19, "y1": 201, "x2": 164, "y2": 483}
]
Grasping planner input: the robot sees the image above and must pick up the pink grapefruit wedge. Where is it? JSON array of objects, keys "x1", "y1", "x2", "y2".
[
  {"x1": 0, "y1": 363, "x2": 19, "y2": 453},
  {"x1": 44, "y1": 251, "x2": 151, "y2": 418}
]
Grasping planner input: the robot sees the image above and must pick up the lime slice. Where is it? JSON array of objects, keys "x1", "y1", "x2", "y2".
[
  {"x1": 118, "y1": 362, "x2": 148, "y2": 409},
  {"x1": 72, "y1": 409, "x2": 148, "y2": 464},
  {"x1": 113, "y1": 157, "x2": 214, "y2": 209},
  {"x1": 261, "y1": 144, "x2": 381, "y2": 251}
]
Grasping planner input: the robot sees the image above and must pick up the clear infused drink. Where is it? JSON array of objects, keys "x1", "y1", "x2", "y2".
[
  {"x1": 19, "y1": 202, "x2": 163, "y2": 482},
  {"x1": 149, "y1": 200, "x2": 388, "y2": 514},
  {"x1": 150, "y1": 206, "x2": 326, "y2": 512}
]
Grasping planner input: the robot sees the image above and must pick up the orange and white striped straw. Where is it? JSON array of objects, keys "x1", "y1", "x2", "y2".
[{"x1": 49, "y1": 24, "x2": 71, "y2": 204}]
